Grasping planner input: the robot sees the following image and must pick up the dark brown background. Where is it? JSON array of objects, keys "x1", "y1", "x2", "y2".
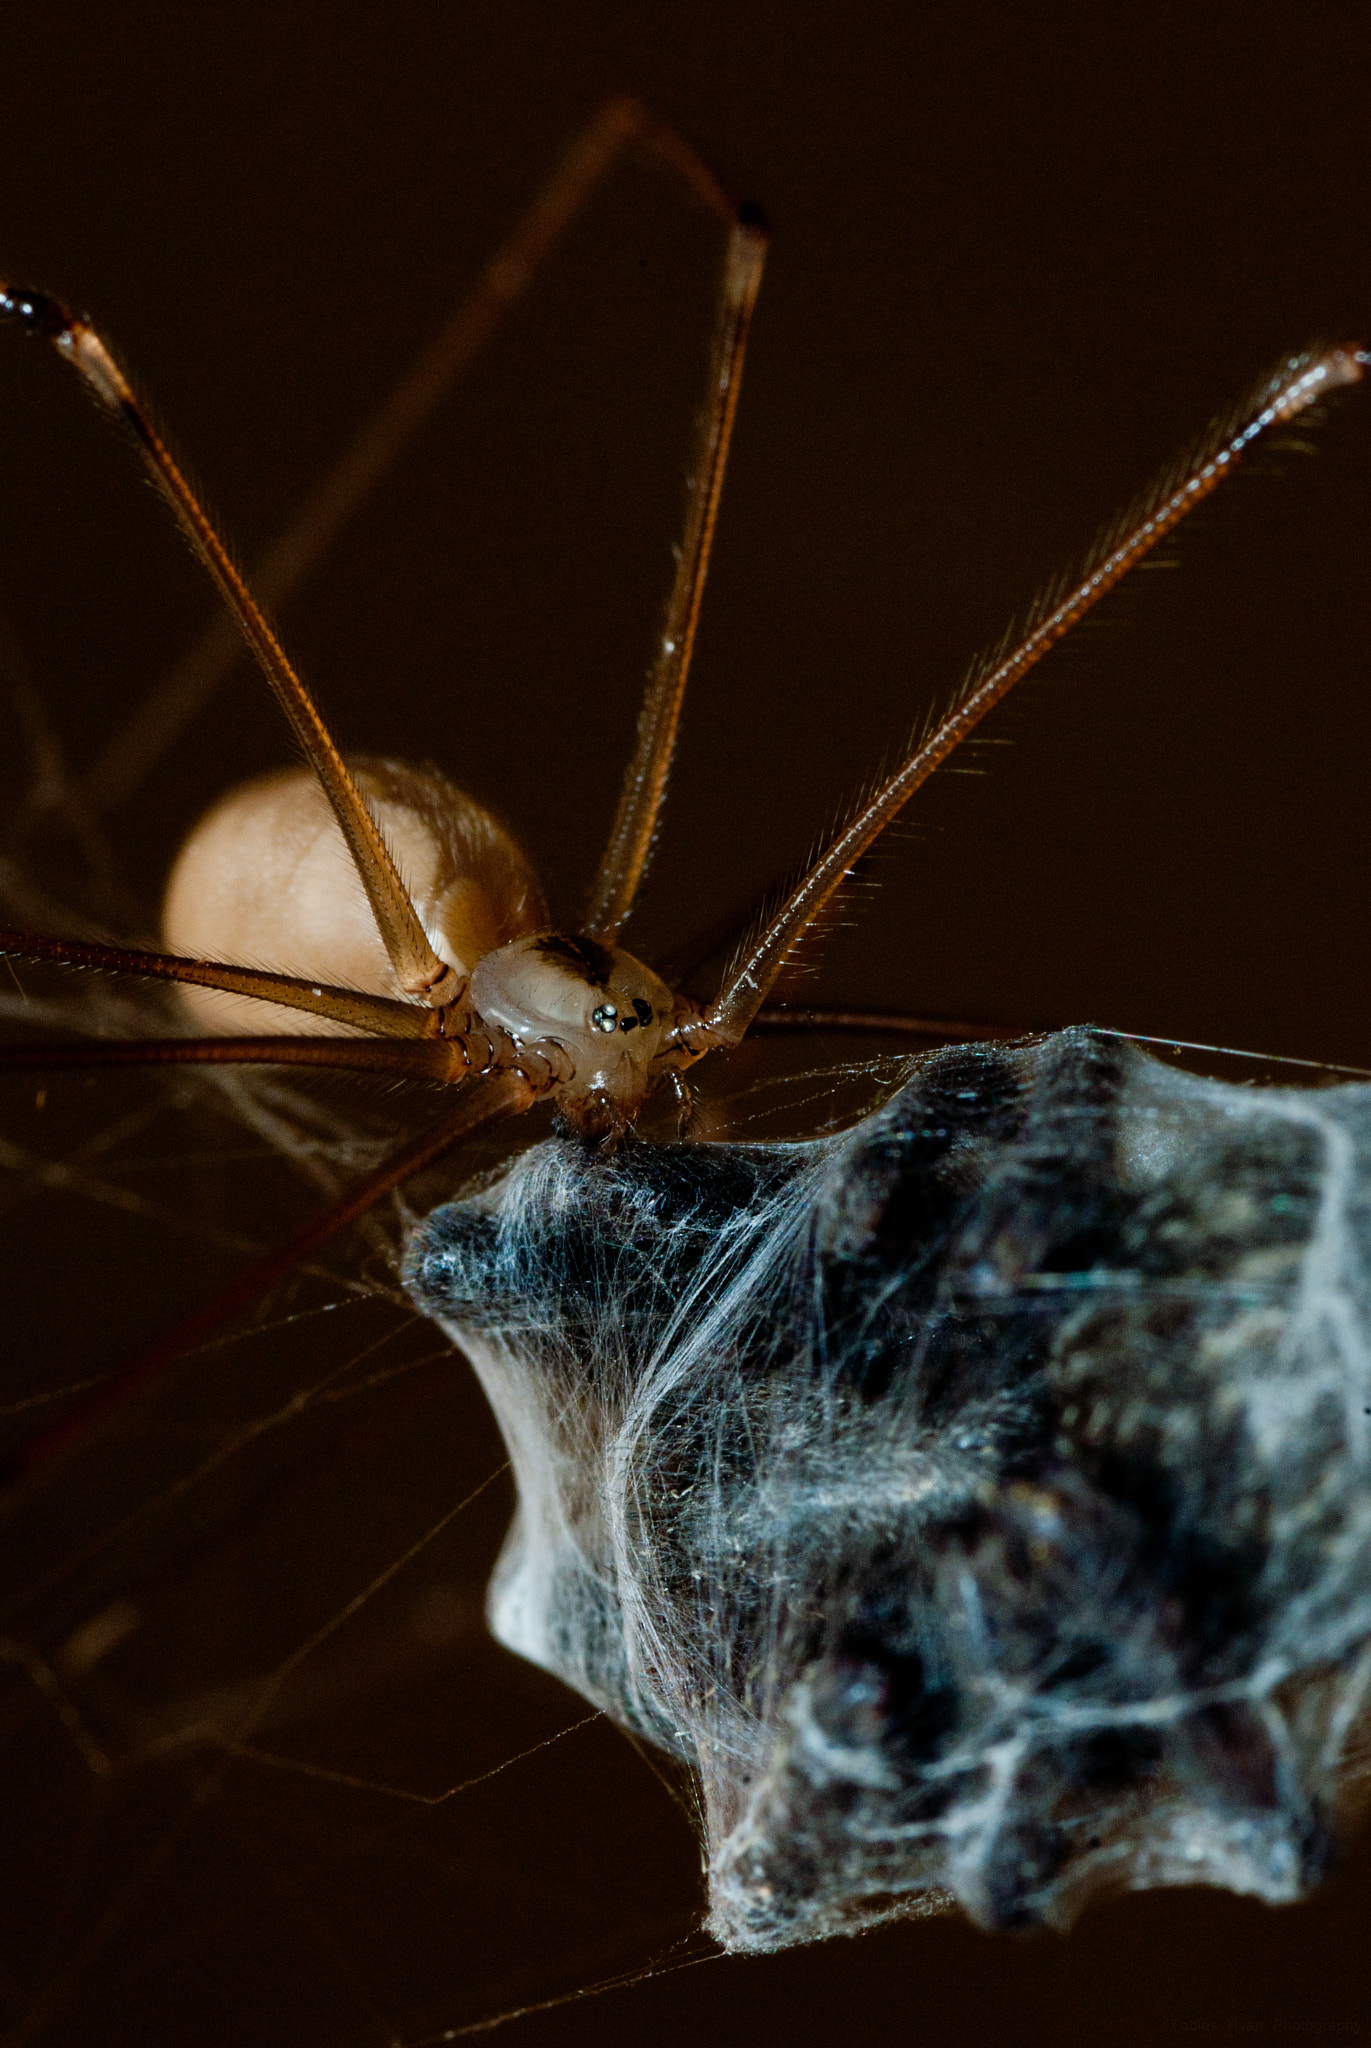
[{"x1": 0, "y1": 5, "x2": 1369, "y2": 2045}]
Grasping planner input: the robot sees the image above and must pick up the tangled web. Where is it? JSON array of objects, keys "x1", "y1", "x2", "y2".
[{"x1": 409, "y1": 1026, "x2": 1371, "y2": 1949}]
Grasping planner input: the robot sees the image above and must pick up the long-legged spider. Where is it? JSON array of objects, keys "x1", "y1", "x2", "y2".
[
  {"x1": 0, "y1": 101, "x2": 1357, "y2": 1478},
  {"x1": 0, "y1": 95, "x2": 1369, "y2": 1972}
]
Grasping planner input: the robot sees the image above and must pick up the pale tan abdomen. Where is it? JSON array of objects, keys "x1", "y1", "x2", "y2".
[{"x1": 163, "y1": 757, "x2": 548, "y2": 1034}]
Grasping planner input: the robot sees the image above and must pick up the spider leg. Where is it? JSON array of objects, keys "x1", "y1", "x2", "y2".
[
  {"x1": 0, "y1": 1035, "x2": 468, "y2": 1083},
  {"x1": 752, "y1": 1005, "x2": 1029, "y2": 1044},
  {"x1": 0, "y1": 926, "x2": 443, "y2": 1037},
  {"x1": 752, "y1": 1009, "x2": 1371, "y2": 1085},
  {"x1": 72, "y1": 97, "x2": 665, "y2": 822},
  {"x1": 583, "y1": 207, "x2": 768, "y2": 942},
  {"x1": 698, "y1": 346, "x2": 1367, "y2": 1051},
  {"x1": 0, "y1": 285, "x2": 463, "y2": 1010}
]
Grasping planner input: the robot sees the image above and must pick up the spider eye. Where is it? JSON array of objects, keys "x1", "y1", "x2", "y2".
[{"x1": 591, "y1": 1003, "x2": 619, "y2": 1034}]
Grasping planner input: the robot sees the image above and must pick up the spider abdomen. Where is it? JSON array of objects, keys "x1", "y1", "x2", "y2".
[{"x1": 162, "y1": 756, "x2": 547, "y2": 1033}]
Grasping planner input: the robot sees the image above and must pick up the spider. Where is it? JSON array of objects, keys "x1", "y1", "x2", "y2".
[
  {"x1": 0, "y1": 100, "x2": 1356, "y2": 1481},
  {"x1": 0, "y1": 100, "x2": 1368, "y2": 1965}
]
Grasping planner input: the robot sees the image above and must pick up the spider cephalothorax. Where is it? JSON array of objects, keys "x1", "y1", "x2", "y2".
[{"x1": 467, "y1": 931, "x2": 687, "y2": 1142}]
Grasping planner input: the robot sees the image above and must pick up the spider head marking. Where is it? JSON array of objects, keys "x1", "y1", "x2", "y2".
[{"x1": 469, "y1": 931, "x2": 680, "y2": 1142}]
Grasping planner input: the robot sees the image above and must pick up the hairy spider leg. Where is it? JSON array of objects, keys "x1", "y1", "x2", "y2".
[
  {"x1": 583, "y1": 208, "x2": 767, "y2": 941},
  {"x1": 684, "y1": 345, "x2": 1367, "y2": 1054},
  {"x1": 0, "y1": 282, "x2": 461, "y2": 1008},
  {"x1": 12, "y1": 97, "x2": 736, "y2": 832}
]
